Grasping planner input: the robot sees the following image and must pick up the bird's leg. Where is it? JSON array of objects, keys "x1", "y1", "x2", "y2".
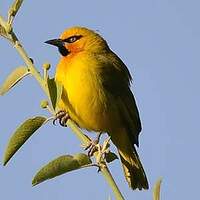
[
  {"x1": 96, "y1": 137, "x2": 111, "y2": 165},
  {"x1": 89, "y1": 137, "x2": 111, "y2": 172},
  {"x1": 84, "y1": 132, "x2": 103, "y2": 157},
  {"x1": 53, "y1": 110, "x2": 70, "y2": 127}
]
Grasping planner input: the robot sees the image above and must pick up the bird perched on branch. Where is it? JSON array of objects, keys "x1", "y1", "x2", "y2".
[{"x1": 45, "y1": 26, "x2": 148, "y2": 190}]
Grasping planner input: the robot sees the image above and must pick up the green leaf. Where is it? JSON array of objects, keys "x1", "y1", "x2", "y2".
[
  {"x1": 56, "y1": 81, "x2": 63, "y2": 108},
  {"x1": 32, "y1": 153, "x2": 92, "y2": 186},
  {"x1": 47, "y1": 78, "x2": 63, "y2": 110},
  {"x1": 8, "y1": 0, "x2": 23, "y2": 18},
  {"x1": 0, "y1": 25, "x2": 6, "y2": 37},
  {"x1": 3, "y1": 116, "x2": 47, "y2": 166},
  {"x1": 0, "y1": 66, "x2": 29, "y2": 95},
  {"x1": 105, "y1": 151, "x2": 118, "y2": 163},
  {"x1": 153, "y1": 178, "x2": 162, "y2": 200},
  {"x1": 73, "y1": 153, "x2": 92, "y2": 166}
]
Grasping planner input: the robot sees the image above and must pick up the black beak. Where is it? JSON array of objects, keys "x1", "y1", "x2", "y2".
[
  {"x1": 45, "y1": 39, "x2": 64, "y2": 48},
  {"x1": 45, "y1": 39, "x2": 69, "y2": 56}
]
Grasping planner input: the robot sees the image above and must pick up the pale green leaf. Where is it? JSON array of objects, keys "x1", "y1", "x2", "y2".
[
  {"x1": 0, "y1": 66, "x2": 29, "y2": 95},
  {"x1": 108, "y1": 196, "x2": 112, "y2": 200},
  {"x1": 105, "y1": 151, "x2": 118, "y2": 163},
  {"x1": 32, "y1": 153, "x2": 92, "y2": 186},
  {"x1": 56, "y1": 81, "x2": 63, "y2": 108},
  {"x1": 153, "y1": 178, "x2": 162, "y2": 200},
  {"x1": 0, "y1": 24, "x2": 6, "y2": 37},
  {"x1": 47, "y1": 78, "x2": 63, "y2": 110},
  {"x1": 8, "y1": 0, "x2": 23, "y2": 18},
  {"x1": 3, "y1": 116, "x2": 47, "y2": 166},
  {"x1": 73, "y1": 153, "x2": 92, "y2": 166}
]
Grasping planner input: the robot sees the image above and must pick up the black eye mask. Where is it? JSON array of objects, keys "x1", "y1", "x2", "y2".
[
  {"x1": 58, "y1": 46, "x2": 69, "y2": 56},
  {"x1": 63, "y1": 35, "x2": 83, "y2": 43}
]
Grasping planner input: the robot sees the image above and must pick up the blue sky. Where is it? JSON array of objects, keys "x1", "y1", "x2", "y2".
[{"x1": 0, "y1": 0, "x2": 199, "y2": 199}]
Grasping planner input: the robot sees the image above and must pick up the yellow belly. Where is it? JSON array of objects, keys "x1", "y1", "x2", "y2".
[{"x1": 55, "y1": 54, "x2": 117, "y2": 131}]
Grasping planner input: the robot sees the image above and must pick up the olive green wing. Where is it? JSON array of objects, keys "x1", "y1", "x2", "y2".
[{"x1": 97, "y1": 52, "x2": 142, "y2": 146}]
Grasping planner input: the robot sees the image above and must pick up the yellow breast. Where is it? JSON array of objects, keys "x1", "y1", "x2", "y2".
[{"x1": 55, "y1": 53, "x2": 111, "y2": 131}]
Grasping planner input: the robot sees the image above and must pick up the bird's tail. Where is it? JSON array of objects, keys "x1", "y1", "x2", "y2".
[
  {"x1": 110, "y1": 129, "x2": 149, "y2": 190},
  {"x1": 118, "y1": 146, "x2": 149, "y2": 190}
]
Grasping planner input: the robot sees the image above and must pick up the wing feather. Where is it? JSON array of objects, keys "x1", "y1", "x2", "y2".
[{"x1": 97, "y1": 52, "x2": 142, "y2": 146}]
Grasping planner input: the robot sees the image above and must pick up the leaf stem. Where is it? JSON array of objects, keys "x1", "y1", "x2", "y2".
[
  {"x1": 101, "y1": 165, "x2": 125, "y2": 200},
  {"x1": 11, "y1": 32, "x2": 48, "y2": 95}
]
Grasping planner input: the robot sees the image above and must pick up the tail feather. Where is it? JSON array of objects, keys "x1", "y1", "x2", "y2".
[
  {"x1": 118, "y1": 147, "x2": 149, "y2": 190},
  {"x1": 110, "y1": 128, "x2": 149, "y2": 190}
]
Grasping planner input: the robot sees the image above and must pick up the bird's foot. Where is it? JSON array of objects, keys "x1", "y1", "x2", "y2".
[
  {"x1": 83, "y1": 135, "x2": 111, "y2": 172},
  {"x1": 96, "y1": 137, "x2": 111, "y2": 164},
  {"x1": 53, "y1": 110, "x2": 70, "y2": 127},
  {"x1": 84, "y1": 132, "x2": 103, "y2": 157}
]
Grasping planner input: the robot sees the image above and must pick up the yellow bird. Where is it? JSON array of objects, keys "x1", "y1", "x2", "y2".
[{"x1": 45, "y1": 26, "x2": 148, "y2": 190}]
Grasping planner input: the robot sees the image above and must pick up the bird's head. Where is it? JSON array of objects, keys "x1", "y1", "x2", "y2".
[{"x1": 45, "y1": 26, "x2": 109, "y2": 56}]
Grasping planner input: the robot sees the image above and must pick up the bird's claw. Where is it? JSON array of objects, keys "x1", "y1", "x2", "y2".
[
  {"x1": 84, "y1": 132, "x2": 102, "y2": 157},
  {"x1": 84, "y1": 139, "x2": 99, "y2": 157},
  {"x1": 53, "y1": 110, "x2": 69, "y2": 127}
]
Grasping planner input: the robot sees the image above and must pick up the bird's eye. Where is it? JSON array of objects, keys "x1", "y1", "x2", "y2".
[
  {"x1": 68, "y1": 36, "x2": 77, "y2": 43},
  {"x1": 63, "y1": 35, "x2": 82, "y2": 43}
]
